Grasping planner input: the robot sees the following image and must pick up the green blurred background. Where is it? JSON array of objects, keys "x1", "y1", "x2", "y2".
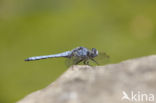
[{"x1": 0, "y1": 0, "x2": 156, "y2": 102}]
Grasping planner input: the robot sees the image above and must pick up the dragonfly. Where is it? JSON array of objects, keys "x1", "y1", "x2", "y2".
[{"x1": 25, "y1": 47, "x2": 109, "y2": 66}]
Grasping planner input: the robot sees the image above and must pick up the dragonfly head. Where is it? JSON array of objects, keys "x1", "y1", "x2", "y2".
[{"x1": 91, "y1": 48, "x2": 98, "y2": 58}]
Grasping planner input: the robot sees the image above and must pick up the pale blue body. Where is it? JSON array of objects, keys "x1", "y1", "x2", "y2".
[{"x1": 25, "y1": 47, "x2": 99, "y2": 65}]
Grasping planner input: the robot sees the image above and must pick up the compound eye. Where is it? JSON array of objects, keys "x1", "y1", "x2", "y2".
[
  {"x1": 87, "y1": 51, "x2": 90, "y2": 56},
  {"x1": 91, "y1": 48, "x2": 96, "y2": 53},
  {"x1": 91, "y1": 48, "x2": 98, "y2": 57}
]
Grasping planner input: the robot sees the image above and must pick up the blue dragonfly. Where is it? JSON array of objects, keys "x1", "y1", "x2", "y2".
[{"x1": 25, "y1": 47, "x2": 109, "y2": 66}]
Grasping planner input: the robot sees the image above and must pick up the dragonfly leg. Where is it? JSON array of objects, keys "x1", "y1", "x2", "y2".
[
  {"x1": 75, "y1": 59, "x2": 83, "y2": 65},
  {"x1": 91, "y1": 58, "x2": 99, "y2": 65},
  {"x1": 83, "y1": 60, "x2": 89, "y2": 65}
]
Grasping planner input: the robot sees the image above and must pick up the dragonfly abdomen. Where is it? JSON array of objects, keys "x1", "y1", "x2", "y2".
[{"x1": 25, "y1": 51, "x2": 71, "y2": 61}]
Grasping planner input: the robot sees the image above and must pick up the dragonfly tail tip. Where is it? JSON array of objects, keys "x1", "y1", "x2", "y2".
[{"x1": 25, "y1": 58, "x2": 31, "y2": 61}]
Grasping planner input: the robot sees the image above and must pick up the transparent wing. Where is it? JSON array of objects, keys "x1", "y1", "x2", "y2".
[
  {"x1": 65, "y1": 56, "x2": 83, "y2": 67},
  {"x1": 93, "y1": 52, "x2": 110, "y2": 65}
]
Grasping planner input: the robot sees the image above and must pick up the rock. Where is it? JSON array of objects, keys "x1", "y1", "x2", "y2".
[{"x1": 17, "y1": 55, "x2": 156, "y2": 103}]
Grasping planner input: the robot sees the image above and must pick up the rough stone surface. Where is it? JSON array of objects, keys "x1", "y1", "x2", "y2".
[{"x1": 18, "y1": 55, "x2": 156, "y2": 103}]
